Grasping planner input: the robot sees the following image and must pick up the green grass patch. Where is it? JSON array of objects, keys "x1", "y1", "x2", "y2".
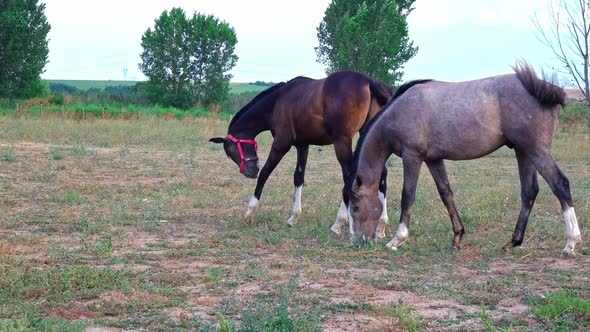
[
  {"x1": 0, "y1": 317, "x2": 86, "y2": 332},
  {"x1": 0, "y1": 264, "x2": 130, "y2": 305},
  {"x1": 529, "y1": 291, "x2": 590, "y2": 331},
  {"x1": 51, "y1": 189, "x2": 87, "y2": 205},
  {"x1": 216, "y1": 273, "x2": 322, "y2": 332},
  {"x1": 561, "y1": 103, "x2": 588, "y2": 126},
  {"x1": 1, "y1": 146, "x2": 16, "y2": 162}
]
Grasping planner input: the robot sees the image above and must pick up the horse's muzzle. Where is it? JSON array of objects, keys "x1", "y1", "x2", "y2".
[
  {"x1": 243, "y1": 163, "x2": 259, "y2": 179},
  {"x1": 351, "y1": 231, "x2": 376, "y2": 247}
]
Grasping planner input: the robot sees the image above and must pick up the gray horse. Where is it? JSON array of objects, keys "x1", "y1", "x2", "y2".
[{"x1": 343, "y1": 62, "x2": 582, "y2": 258}]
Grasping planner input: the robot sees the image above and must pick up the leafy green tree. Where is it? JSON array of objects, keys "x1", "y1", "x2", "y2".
[
  {"x1": 139, "y1": 7, "x2": 238, "y2": 109},
  {"x1": 0, "y1": 0, "x2": 50, "y2": 98},
  {"x1": 316, "y1": 0, "x2": 417, "y2": 84}
]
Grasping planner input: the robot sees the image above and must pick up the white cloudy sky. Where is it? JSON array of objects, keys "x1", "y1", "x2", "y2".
[{"x1": 40, "y1": 0, "x2": 560, "y2": 83}]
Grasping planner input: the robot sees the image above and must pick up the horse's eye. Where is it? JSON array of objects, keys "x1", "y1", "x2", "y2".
[{"x1": 352, "y1": 206, "x2": 359, "y2": 213}]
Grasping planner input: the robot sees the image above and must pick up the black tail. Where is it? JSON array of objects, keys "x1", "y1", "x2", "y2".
[
  {"x1": 513, "y1": 62, "x2": 565, "y2": 107},
  {"x1": 369, "y1": 80, "x2": 393, "y2": 106}
]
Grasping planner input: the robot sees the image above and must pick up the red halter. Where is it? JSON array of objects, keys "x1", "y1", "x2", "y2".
[{"x1": 226, "y1": 134, "x2": 259, "y2": 174}]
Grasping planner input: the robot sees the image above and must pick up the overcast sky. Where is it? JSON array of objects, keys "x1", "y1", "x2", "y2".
[{"x1": 40, "y1": 0, "x2": 560, "y2": 83}]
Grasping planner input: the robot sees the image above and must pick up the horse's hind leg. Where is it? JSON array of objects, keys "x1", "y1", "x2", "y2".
[
  {"x1": 502, "y1": 149, "x2": 539, "y2": 251},
  {"x1": 375, "y1": 166, "x2": 389, "y2": 239},
  {"x1": 286, "y1": 145, "x2": 309, "y2": 226},
  {"x1": 426, "y1": 160, "x2": 465, "y2": 250},
  {"x1": 387, "y1": 153, "x2": 422, "y2": 250},
  {"x1": 531, "y1": 150, "x2": 581, "y2": 258}
]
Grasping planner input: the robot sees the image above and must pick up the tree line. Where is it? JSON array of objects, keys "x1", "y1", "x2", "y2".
[
  {"x1": 0, "y1": 0, "x2": 424, "y2": 112},
  {"x1": 4, "y1": 0, "x2": 586, "y2": 121}
]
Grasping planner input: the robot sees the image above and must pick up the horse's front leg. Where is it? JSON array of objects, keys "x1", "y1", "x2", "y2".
[
  {"x1": 375, "y1": 166, "x2": 389, "y2": 239},
  {"x1": 244, "y1": 143, "x2": 290, "y2": 221},
  {"x1": 329, "y1": 138, "x2": 353, "y2": 235},
  {"x1": 387, "y1": 154, "x2": 422, "y2": 251},
  {"x1": 426, "y1": 160, "x2": 464, "y2": 250},
  {"x1": 286, "y1": 145, "x2": 309, "y2": 226},
  {"x1": 502, "y1": 149, "x2": 538, "y2": 252}
]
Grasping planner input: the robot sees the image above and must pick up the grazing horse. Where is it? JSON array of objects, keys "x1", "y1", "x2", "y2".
[
  {"x1": 210, "y1": 71, "x2": 392, "y2": 228},
  {"x1": 345, "y1": 62, "x2": 582, "y2": 258}
]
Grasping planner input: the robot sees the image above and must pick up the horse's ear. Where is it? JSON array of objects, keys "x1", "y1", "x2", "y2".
[{"x1": 209, "y1": 137, "x2": 225, "y2": 144}]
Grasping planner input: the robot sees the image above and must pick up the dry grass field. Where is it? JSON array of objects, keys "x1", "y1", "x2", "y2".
[{"x1": 0, "y1": 116, "x2": 588, "y2": 331}]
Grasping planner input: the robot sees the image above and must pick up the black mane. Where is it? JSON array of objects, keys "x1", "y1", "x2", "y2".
[
  {"x1": 228, "y1": 76, "x2": 311, "y2": 131},
  {"x1": 229, "y1": 82, "x2": 286, "y2": 130},
  {"x1": 346, "y1": 79, "x2": 432, "y2": 200}
]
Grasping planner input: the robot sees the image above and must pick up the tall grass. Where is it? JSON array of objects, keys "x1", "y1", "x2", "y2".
[
  {"x1": 0, "y1": 103, "x2": 227, "y2": 120},
  {"x1": 0, "y1": 116, "x2": 226, "y2": 148}
]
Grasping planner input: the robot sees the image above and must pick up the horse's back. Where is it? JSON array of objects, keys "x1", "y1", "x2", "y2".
[
  {"x1": 273, "y1": 71, "x2": 383, "y2": 145},
  {"x1": 383, "y1": 74, "x2": 551, "y2": 160},
  {"x1": 322, "y1": 71, "x2": 380, "y2": 136}
]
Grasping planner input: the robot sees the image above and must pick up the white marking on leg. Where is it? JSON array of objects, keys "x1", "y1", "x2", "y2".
[
  {"x1": 244, "y1": 195, "x2": 259, "y2": 220},
  {"x1": 386, "y1": 223, "x2": 409, "y2": 251},
  {"x1": 376, "y1": 191, "x2": 388, "y2": 239},
  {"x1": 286, "y1": 186, "x2": 303, "y2": 226},
  {"x1": 562, "y1": 206, "x2": 582, "y2": 257},
  {"x1": 330, "y1": 200, "x2": 348, "y2": 235},
  {"x1": 348, "y1": 204, "x2": 355, "y2": 236}
]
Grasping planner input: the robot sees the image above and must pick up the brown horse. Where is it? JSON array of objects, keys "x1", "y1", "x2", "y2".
[
  {"x1": 346, "y1": 63, "x2": 582, "y2": 258},
  {"x1": 210, "y1": 71, "x2": 392, "y2": 228}
]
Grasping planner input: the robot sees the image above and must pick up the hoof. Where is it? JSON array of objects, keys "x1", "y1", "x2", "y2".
[
  {"x1": 286, "y1": 216, "x2": 297, "y2": 227},
  {"x1": 375, "y1": 224, "x2": 386, "y2": 239},
  {"x1": 385, "y1": 241, "x2": 399, "y2": 251},
  {"x1": 244, "y1": 210, "x2": 255, "y2": 221},
  {"x1": 448, "y1": 245, "x2": 461, "y2": 251},
  {"x1": 386, "y1": 235, "x2": 407, "y2": 251},
  {"x1": 501, "y1": 242, "x2": 513, "y2": 252},
  {"x1": 330, "y1": 223, "x2": 343, "y2": 235},
  {"x1": 560, "y1": 251, "x2": 576, "y2": 260},
  {"x1": 385, "y1": 243, "x2": 399, "y2": 251}
]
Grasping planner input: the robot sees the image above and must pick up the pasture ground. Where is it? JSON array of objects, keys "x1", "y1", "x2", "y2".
[{"x1": 0, "y1": 116, "x2": 589, "y2": 331}]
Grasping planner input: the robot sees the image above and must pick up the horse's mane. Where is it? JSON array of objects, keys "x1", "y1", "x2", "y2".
[
  {"x1": 228, "y1": 82, "x2": 286, "y2": 130},
  {"x1": 512, "y1": 62, "x2": 565, "y2": 107},
  {"x1": 228, "y1": 76, "x2": 311, "y2": 130},
  {"x1": 345, "y1": 79, "x2": 432, "y2": 200}
]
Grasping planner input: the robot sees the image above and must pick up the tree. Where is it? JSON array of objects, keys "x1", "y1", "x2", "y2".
[
  {"x1": 139, "y1": 7, "x2": 238, "y2": 109},
  {"x1": 533, "y1": 0, "x2": 590, "y2": 124},
  {"x1": 0, "y1": 0, "x2": 50, "y2": 98},
  {"x1": 316, "y1": 0, "x2": 418, "y2": 85}
]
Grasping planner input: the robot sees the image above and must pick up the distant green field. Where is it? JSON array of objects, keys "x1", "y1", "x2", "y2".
[
  {"x1": 45, "y1": 80, "x2": 269, "y2": 94},
  {"x1": 229, "y1": 82, "x2": 269, "y2": 94},
  {"x1": 46, "y1": 80, "x2": 136, "y2": 91}
]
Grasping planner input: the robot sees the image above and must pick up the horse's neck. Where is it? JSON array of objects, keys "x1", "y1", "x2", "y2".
[
  {"x1": 357, "y1": 130, "x2": 390, "y2": 187},
  {"x1": 229, "y1": 106, "x2": 273, "y2": 138}
]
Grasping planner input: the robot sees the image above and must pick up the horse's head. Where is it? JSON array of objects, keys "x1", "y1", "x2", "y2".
[
  {"x1": 348, "y1": 174, "x2": 382, "y2": 245},
  {"x1": 209, "y1": 135, "x2": 260, "y2": 179}
]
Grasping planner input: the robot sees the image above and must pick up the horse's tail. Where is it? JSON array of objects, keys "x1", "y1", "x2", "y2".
[
  {"x1": 513, "y1": 62, "x2": 565, "y2": 107},
  {"x1": 369, "y1": 80, "x2": 392, "y2": 106}
]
